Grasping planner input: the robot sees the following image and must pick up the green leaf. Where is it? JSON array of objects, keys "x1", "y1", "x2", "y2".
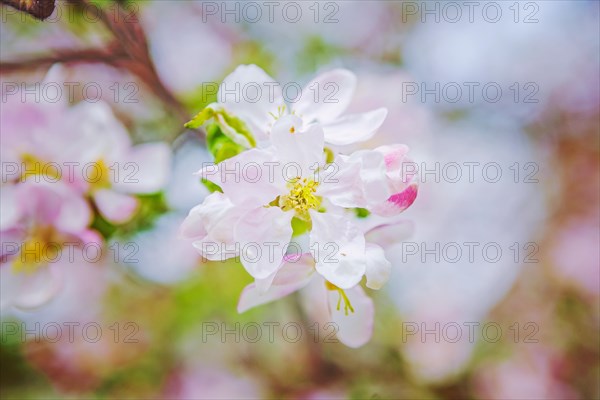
[
  {"x1": 186, "y1": 107, "x2": 257, "y2": 150},
  {"x1": 205, "y1": 124, "x2": 245, "y2": 163},
  {"x1": 201, "y1": 178, "x2": 223, "y2": 193},
  {"x1": 214, "y1": 143, "x2": 244, "y2": 163},
  {"x1": 184, "y1": 107, "x2": 215, "y2": 129},
  {"x1": 217, "y1": 110, "x2": 257, "y2": 148},
  {"x1": 206, "y1": 123, "x2": 225, "y2": 153}
]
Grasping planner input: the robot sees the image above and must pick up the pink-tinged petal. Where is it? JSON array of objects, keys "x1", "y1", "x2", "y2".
[
  {"x1": 12, "y1": 253, "x2": 109, "y2": 325},
  {"x1": 309, "y1": 211, "x2": 366, "y2": 289},
  {"x1": 114, "y1": 142, "x2": 171, "y2": 194},
  {"x1": 198, "y1": 148, "x2": 284, "y2": 208},
  {"x1": 9, "y1": 265, "x2": 64, "y2": 310},
  {"x1": 271, "y1": 115, "x2": 325, "y2": 172},
  {"x1": 371, "y1": 183, "x2": 419, "y2": 217},
  {"x1": 365, "y1": 243, "x2": 391, "y2": 290},
  {"x1": 0, "y1": 185, "x2": 22, "y2": 230},
  {"x1": 93, "y1": 189, "x2": 139, "y2": 224},
  {"x1": 218, "y1": 65, "x2": 284, "y2": 140},
  {"x1": 374, "y1": 144, "x2": 417, "y2": 194},
  {"x1": 54, "y1": 189, "x2": 92, "y2": 234},
  {"x1": 365, "y1": 221, "x2": 415, "y2": 250},
  {"x1": 75, "y1": 229, "x2": 103, "y2": 247},
  {"x1": 234, "y1": 207, "x2": 293, "y2": 280},
  {"x1": 294, "y1": 69, "x2": 357, "y2": 123},
  {"x1": 237, "y1": 254, "x2": 314, "y2": 313},
  {"x1": 0, "y1": 229, "x2": 26, "y2": 262},
  {"x1": 376, "y1": 144, "x2": 410, "y2": 172},
  {"x1": 321, "y1": 108, "x2": 387, "y2": 146},
  {"x1": 347, "y1": 149, "x2": 390, "y2": 205},
  {"x1": 327, "y1": 283, "x2": 374, "y2": 348},
  {"x1": 17, "y1": 182, "x2": 63, "y2": 224}
]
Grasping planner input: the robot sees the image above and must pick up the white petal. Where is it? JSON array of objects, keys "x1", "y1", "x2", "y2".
[
  {"x1": 183, "y1": 192, "x2": 245, "y2": 261},
  {"x1": 237, "y1": 253, "x2": 314, "y2": 313},
  {"x1": 318, "y1": 158, "x2": 365, "y2": 209},
  {"x1": 271, "y1": 115, "x2": 325, "y2": 173},
  {"x1": 198, "y1": 148, "x2": 284, "y2": 208},
  {"x1": 365, "y1": 243, "x2": 392, "y2": 290},
  {"x1": 347, "y1": 149, "x2": 390, "y2": 205},
  {"x1": 180, "y1": 204, "x2": 209, "y2": 241},
  {"x1": 294, "y1": 69, "x2": 356, "y2": 123},
  {"x1": 309, "y1": 211, "x2": 366, "y2": 289},
  {"x1": 218, "y1": 65, "x2": 284, "y2": 139},
  {"x1": 322, "y1": 108, "x2": 387, "y2": 146},
  {"x1": 234, "y1": 207, "x2": 293, "y2": 279},
  {"x1": 327, "y1": 284, "x2": 374, "y2": 348}
]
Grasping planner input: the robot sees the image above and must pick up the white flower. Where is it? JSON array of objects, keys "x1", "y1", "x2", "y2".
[
  {"x1": 182, "y1": 115, "x2": 417, "y2": 291},
  {"x1": 197, "y1": 64, "x2": 388, "y2": 147}
]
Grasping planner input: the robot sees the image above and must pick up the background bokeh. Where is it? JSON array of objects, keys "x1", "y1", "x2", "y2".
[{"x1": 1, "y1": 1, "x2": 598, "y2": 399}]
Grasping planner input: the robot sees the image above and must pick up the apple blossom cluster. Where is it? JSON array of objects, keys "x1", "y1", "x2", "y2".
[
  {"x1": 181, "y1": 65, "x2": 419, "y2": 347},
  {"x1": 0, "y1": 72, "x2": 171, "y2": 311}
]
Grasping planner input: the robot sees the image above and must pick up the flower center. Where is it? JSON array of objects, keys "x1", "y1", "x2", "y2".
[
  {"x1": 20, "y1": 153, "x2": 61, "y2": 182},
  {"x1": 280, "y1": 177, "x2": 321, "y2": 217},
  {"x1": 12, "y1": 226, "x2": 62, "y2": 273},
  {"x1": 88, "y1": 159, "x2": 112, "y2": 191}
]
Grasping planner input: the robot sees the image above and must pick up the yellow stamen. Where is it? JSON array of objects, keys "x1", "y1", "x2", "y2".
[
  {"x1": 12, "y1": 227, "x2": 61, "y2": 273},
  {"x1": 87, "y1": 159, "x2": 112, "y2": 191},
  {"x1": 20, "y1": 153, "x2": 61, "y2": 181},
  {"x1": 279, "y1": 177, "x2": 321, "y2": 219},
  {"x1": 325, "y1": 281, "x2": 355, "y2": 315},
  {"x1": 268, "y1": 105, "x2": 288, "y2": 121}
]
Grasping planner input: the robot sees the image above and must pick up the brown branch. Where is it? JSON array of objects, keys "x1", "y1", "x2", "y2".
[
  {"x1": 1, "y1": 0, "x2": 55, "y2": 20},
  {"x1": 0, "y1": 47, "x2": 126, "y2": 73},
  {"x1": 2, "y1": 0, "x2": 192, "y2": 137}
]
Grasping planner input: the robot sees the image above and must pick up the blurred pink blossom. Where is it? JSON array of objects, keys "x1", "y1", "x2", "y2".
[{"x1": 1, "y1": 181, "x2": 99, "y2": 311}]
